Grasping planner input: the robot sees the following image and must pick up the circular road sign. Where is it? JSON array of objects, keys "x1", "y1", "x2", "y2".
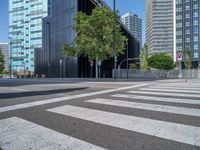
[{"x1": 176, "y1": 52, "x2": 183, "y2": 61}]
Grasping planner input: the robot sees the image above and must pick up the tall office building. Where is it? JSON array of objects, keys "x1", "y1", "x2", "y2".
[
  {"x1": 175, "y1": 0, "x2": 200, "y2": 67},
  {"x1": 146, "y1": 0, "x2": 174, "y2": 56},
  {"x1": 9, "y1": 0, "x2": 48, "y2": 74},
  {"x1": 0, "y1": 43, "x2": 9, "y2": 71},
  {"x1": 121, "y1": 12, "x2": 142, "y2": 48}
]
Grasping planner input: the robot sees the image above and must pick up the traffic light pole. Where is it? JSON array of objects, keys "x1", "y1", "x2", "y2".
[{"x1": 113, "y1": 0, "x2": 117, "y2": 79}]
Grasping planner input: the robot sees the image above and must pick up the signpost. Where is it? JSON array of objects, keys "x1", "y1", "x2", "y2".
[
  {"x1": 176, "y1": 52, "x2": 183, "y2": 78},
  {"x1": 59, "y1": 59, "x2": 62, "y2": 78},
  {"x1": 98, "y1": 60, "x2": 102, "y2": 78},
  {"x1": 90, "y1": 60, "x2": 94, "y2": 78}
]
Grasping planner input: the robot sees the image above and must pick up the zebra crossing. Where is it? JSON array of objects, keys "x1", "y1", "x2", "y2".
[
  {"x1": 0, "y1": 82, "x2": 200, "y2": 149},
  {"x1": 0, "y1": 117, "x2": 106, "y2": 150}
]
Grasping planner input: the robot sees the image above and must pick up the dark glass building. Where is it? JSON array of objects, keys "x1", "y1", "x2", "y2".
[
  {"x1": 175, "y1": 0, "x2": 200, "y2": 68},
  {"x1": 35, "y1": 0, "x2": 140, "y2": 78}
]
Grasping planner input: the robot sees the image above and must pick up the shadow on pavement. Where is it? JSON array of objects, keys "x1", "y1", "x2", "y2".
[
  {"x1": 0, "y1": 78, "x2": 159, "y2": 87},
  {"x1": 0, "y1": 79, "x2": 81, "y2": 87},
  {"x1": 0, "y1": 87, "x2": 88, "y2": 99}
]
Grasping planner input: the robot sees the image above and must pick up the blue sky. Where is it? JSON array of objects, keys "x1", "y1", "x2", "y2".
[{"x1": 0, "y1": 0, "x2": 145, "y2": 44}]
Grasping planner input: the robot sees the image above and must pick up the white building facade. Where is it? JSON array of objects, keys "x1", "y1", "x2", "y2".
[
  {"x1": 146, "y1": 0, "x2": 174, "y2": 56},
  {"x1": 121, "y1": 12, "x2": 142, "y2": 48}
]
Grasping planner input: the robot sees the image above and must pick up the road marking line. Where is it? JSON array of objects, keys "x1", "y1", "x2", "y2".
[
  {"x1": 0, "y1": 117, "x2": 106, "y2": 150},
  {"x1": 156, "y1": 85, "x2": 200, "y2": 88},
  {"x1": 112, "y1": 94, "x2": 200, "y2": 105},
  {"x1": 12, "y1": 88, "x2": 29, "y2": 92},
  {"x1": 0, "y1": 84, "x2": 148, "y2": 113},
  {"x1": 48, "y1": 105, "x2": 200, "y2": 147},
  {"x1": 149, "y1": 86, "x2": 200, "y2": 90},
  {"x1": 141, "y1": 88, "x2": 200, "y2": 94},
  {"x1": 86, "y1": 98, "x2": 200, "y2": 117},
  {"x1": 128, "y1": 91, "x2": 200, "y2": 98}
]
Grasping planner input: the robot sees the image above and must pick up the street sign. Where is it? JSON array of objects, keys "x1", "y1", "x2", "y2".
[{"x1": 176, "y1": 52, "x2": 183, "y2": 61}]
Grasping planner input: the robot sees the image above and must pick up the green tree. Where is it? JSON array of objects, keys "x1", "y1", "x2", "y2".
[
  {"x1": 148, "y1": 53, "x2": 175, "y2": 70},
  {"x1": 129, "y1": 63, "x2": 137, "y2": 69},
  {"x1": 0, "y1": 48, "x2": 4, "y2": 74},
  {"x1": 64, "y1": 6, "x2": 128, "y2": 78},
  {"x1": 140, "y1": 43, "x2": 149, "y2": 70},
  {"x1": 183, "y1": 48, "x2": 192, "y2": 70},
  {"x1": 63, "y1": 43, "x2": 75, "y2": 56}
]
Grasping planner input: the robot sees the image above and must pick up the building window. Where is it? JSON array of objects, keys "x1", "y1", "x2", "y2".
[
  {"x1": 194, "y1": 36, "x2": 198, "y2": 42},
  {"x1": 194, "y1": 52, "x2": 199, "y2": 58}
]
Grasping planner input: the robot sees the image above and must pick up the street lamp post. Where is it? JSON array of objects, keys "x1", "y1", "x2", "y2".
[
  {"x1": 47, "y1": 22, "x2": 51, "y2": 78},
  {"x1": 126, "y1": 43, "x2": 129, "y2": 78},
  {"x1": 9, "y1": 37, "x2": 12, "y2": 78},
  {"x1": 113, "y1": 0, "x2": 117, "y2": 79}
]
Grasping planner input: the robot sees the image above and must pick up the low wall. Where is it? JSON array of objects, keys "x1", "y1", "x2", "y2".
[{"x1": 113, "y1": 69, "x2": 200, "y2": 79}]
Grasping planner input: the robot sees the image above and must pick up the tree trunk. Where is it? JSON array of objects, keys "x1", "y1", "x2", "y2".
[{"x1": 96, "y1": 56, "x2": 98, "y2": 79}]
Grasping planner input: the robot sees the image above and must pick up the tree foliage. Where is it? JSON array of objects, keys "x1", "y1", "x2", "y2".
[
  {"x1": 64, "y1": 6, "x2": 128, "y2": 61},
  {"x1": 0, "y1": 48, "x2": 4, "y2": 74},
  {"x1": 148, "y1": 53, "x2": 175, "y2": 70},
  {"x1": 183, "y1": 48, "x2": 192, "y2": 70},
  {"x1": 139, "y1": 43, "x2": 149, "y2": 70},
  {"x1": 129, "y1": 63, "x2": 137, "y2": 69},
  {"x1": 63, "y1": 43, "x2": 75, "y2": 57}
]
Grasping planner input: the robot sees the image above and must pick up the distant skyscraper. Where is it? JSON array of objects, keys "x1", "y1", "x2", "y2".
[
  {"x1": 9, "y1": 0, "x2": 48, "y2": 74},
  {"x1": 175, "y1": 0, "x2": 200, "y2": 67},
  {"x1": 121, "y1": 12, "x2": 142, "y2": 48},
  {"x1": 146, "y1": 0, "x2": 174, "y2": 56},
  {"x1": 0, "y1": 43, "x2": 9, "y2": 71}
]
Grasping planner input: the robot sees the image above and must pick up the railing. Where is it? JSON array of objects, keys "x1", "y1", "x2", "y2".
[{"x1": 113, "y1": 69, "x2": 200, "y2": 79}]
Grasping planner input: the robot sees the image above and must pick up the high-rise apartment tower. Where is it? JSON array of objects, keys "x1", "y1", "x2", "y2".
[
  {"x1": 9, "y1": 0, "x2": 48, "y2": 74},
  {"x1": 146, "y1": 0, "x2": 174, "y2": 56},
  {"x1": 121, "y1": 12, "x2": 142, "y2": 48}
]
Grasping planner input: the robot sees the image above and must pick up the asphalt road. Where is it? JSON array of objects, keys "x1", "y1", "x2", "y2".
[{"x1": 0, "y1": 78, "x2": 200, "y2": 150}]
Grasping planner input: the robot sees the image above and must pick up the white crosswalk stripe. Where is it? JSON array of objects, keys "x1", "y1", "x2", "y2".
[
  {"x1": 128, "y1": 90, "x2": 200, "y2": 98},
  {"x1": 86, "y1": 98, "x2": 200, "y2": 117},
  {"x1": 149, "y1": 86, "x2": 200, "y2": 91},
  {"x1": 154, "y1": 85, "x2": 200, "y2": 88},
  {"x1": 48, "y1": 105, "x2": 200, "y2": 147},
  {"x1": 112, "y1": 94, "x2": 200, "y2": 104},
  {"x1": 140, "y1": 88, "x2": 200, "y2": 94},
  {"x1": 0, "y1": 117, "x2": 106, "y2": 150}
]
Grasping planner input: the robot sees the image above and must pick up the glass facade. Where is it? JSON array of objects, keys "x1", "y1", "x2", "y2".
[
  {"x1": 0, "y1": 43, "x2": 9, "y2": 71},
  {"x1": 9, "y1": 0, "x2": 48, "y2": 74},
  {"x1": 176, "y1": 0, "x2": 200, "y2": 67}
]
